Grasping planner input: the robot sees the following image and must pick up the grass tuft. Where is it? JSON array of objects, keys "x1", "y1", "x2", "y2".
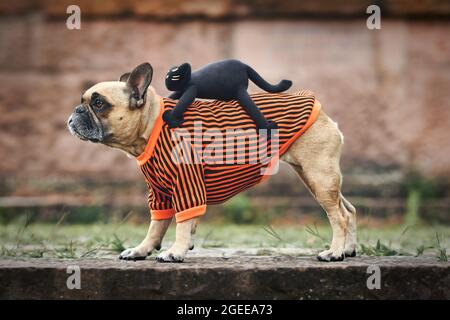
[
  {"x1": 305, "y1": 222, "x2": 327, "y2": 244},
  {"x1": 110, "y1": 234, "x2": 126, "y2": 253},
  {"x1": 262, "y1": 225, "x2": 283, "y2": 242},
  {"x1": 0, "y1": 245, "x2": 17, "y2": 257},
  {"x1": 414, "y1": 244, "x2": 433, "y2": 257},
  {"x1": 359, "y1": 240, "x2": 399, "y2": 256},
  {"x1": 54, "y1": 240, "x2": 77, "y2": 259},
  {"x1": 435, "y1": 232, "x2": 448, "y2": 262}
]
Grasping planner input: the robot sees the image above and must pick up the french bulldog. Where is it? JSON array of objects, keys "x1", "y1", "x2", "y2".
[{"x1": 67, "y1": 63, "x2": 357, "y2": 263}]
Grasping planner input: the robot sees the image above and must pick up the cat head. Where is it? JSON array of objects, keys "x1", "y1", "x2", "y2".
[{"x1": 165, "y1": 63, "x2": 192, "y2": 91}]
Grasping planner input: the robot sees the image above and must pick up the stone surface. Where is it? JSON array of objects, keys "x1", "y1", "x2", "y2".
[{"x1": 0, "y1": 255, "x2": 449, "y2": 299}]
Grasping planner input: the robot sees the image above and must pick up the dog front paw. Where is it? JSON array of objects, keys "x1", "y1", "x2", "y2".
[
  {"x1": 155, "y1": 250, "x2": 185, "y2": 263},
  {"x1": 344, "y1": 246, "x2": 357, "y2": 257},
  {"x1": 162, "y1": 110, "x2": 184, "y2": 128},
  {"x1": 155, "y1": 244, "x2": 188, "y2": 263},
  {"x1": 317, "y1": 249, "x2": 345, "y2": 262},
  {"x1": 119, "y1": 246, "x2": 152, "y2": 261}
]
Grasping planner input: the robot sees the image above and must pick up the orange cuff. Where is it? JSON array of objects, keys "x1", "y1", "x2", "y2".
[
  {"x1": 151, "y1": 208, "x2": 175, "y2": 220},
  {"x1": 175, "y1": 205, "x2": 207, "y2": 223}
]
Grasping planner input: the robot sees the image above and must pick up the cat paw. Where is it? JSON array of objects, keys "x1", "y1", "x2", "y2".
[
  {"x1": 163, "y1": 110, "x2": 184, "y2": 128},
  {"x1": 266, "y1": 120, "x2": 279, "y2": 130},
  {"x1": 257, "y1": 120, "x2": 278, "y2": 131},
  {"x1": 257, "y1": 121, "x2": 278, "y2": 138}
]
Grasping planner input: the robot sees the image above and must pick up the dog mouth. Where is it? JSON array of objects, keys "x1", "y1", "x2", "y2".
[
  {"x1": 68, "y1": 117, "x2": 86, "y2": 140},
  {"x1": 67, "y1": 114, "x2": 103, "y2": 143}
]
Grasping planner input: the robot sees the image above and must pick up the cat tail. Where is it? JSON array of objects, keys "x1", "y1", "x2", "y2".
[{"x1": 246, "y1": 65, "x2": 293, "y2": 93}]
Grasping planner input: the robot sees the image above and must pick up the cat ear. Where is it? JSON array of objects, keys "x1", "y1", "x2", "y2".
[
  {"x1": 180, "y1": 63, "x2": 192, "y2": 77},
  {"x1": 126, "y1": 63, "x2": 153, "y2": 108},
  {"x1": 119, "y1": 72, "x2": 130, "y2": 82}
]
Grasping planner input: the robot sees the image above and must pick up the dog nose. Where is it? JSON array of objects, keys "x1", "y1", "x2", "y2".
[{"x1": 75, "y1": 105, "x2": 86, "y2": 114}]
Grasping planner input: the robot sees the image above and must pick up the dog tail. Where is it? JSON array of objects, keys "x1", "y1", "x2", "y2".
[{"x1": 246, "y1": 65, "x2": 292, "y2": 93}]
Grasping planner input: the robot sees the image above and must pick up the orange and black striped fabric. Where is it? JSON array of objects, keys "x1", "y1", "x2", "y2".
[{"x1": 136, "y1": 91, "x2": 321, "y2": 223}]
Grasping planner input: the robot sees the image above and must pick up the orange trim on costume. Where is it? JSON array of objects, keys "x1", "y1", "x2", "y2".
[
  {"x1": 136, "y1": 97, "x2": 165, "y2": 166},
  {"x1": 280, "y1": 99, "x2": 322, "y2": 155},
  {"x1": 259, "y1": 99, "x2": 322, "y2": 183},
  {"x1": 151, "y1": 208, "x2": 175, "y2": 220},
  {"x1": 175, "y1": 205, "x2": 207, "y2": 223}
]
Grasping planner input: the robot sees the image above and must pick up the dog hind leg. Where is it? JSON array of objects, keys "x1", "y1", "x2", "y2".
[
  {"x1": 282, "y1": 110, "x2": 355, "y2": 261},
  {"x1": 341, "y1": 194, "x2": 357, "y2": 256},
  {"x1": 291, "y1": 162, "x2": 348, "y2": 261}
]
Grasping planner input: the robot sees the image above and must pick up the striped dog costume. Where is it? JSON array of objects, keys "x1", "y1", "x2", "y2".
[{"x1": 137, "y1": 91, "x2": 321, "y2": 222}]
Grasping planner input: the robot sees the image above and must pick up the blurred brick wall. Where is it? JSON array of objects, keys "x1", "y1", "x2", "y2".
[
  {"x1": 0, "y1": 0, "x2": 449, "y2": 182},
  {"x1": 2, "y1": 0, "x2": 450, "y2": 18}
]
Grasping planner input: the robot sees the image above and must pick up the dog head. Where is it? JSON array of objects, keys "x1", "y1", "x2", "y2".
[{"x1": 67, "y1": 63, "x2": 153, "y2": 147}]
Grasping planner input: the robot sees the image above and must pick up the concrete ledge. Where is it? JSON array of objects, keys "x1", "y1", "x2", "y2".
[{"x1": 1, "y1": 255, "x2": 449, "y2": 299}]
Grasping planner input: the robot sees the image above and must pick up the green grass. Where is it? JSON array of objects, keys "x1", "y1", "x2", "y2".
[
  {"x1": 111, "y1": 234, "x2": 126, "y2": 253},
  {"x1": 0, "y1": 221, "x2": 448, "y2": 261},
  {"x1": 435, "y1": 232, "x2": 448, "y2": 262}
]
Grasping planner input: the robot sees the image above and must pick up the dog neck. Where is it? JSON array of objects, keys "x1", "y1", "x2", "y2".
[{"x1": 108, "y1": 88, "x2": 161, "y2": 157}]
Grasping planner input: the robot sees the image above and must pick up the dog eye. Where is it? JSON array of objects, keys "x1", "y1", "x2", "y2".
[{"x1": 94, "y1": 99, "x2": 103, "y2": 108}]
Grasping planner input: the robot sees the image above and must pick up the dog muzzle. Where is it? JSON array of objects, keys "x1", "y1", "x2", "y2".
[{"x1": 67, "y1": 104, "x2": 104, "y2": 143}]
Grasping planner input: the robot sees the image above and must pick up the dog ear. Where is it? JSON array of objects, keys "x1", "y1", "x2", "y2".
[
  {"x1": 119, "y1": 72, "x2": 130, "y2": 82},
  {"x1": 127, "y1": 63, "x2": 153, "y2": 108}
]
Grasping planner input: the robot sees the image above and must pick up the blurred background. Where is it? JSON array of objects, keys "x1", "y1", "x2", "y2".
[{"x1": 0, "y1": 0, "x2": 449, "y2": 237}]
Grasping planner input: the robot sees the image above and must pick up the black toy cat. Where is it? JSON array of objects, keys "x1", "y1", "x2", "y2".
[{"x1": 163, "y1": 59, "x2": 292, "y2": 130}]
